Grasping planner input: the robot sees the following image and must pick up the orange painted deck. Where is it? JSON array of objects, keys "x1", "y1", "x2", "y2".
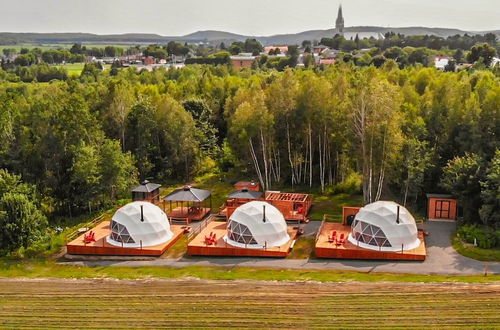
[
  {"x1": 187, "y1": 221, "x2": 298, "y2": 257},
  {"x1": 315, "y1": 222, "x2": 426, "y2": 261},
  {"x1": 167, "y1": 207, "x2": 211, "y2": 222},
  {"x1": 66, "y1": 221, "x2": 185, "y2": 256}
]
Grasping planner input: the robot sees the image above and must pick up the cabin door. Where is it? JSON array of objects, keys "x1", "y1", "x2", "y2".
[{"x1": 434, "y1": 200, "x2": 450, "y2": 219}]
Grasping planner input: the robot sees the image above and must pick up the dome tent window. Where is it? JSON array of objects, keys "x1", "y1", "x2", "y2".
[
  {"x1": 110, "y1": 220, "x2": 135, "y2": 244},
  {"x1": 227, "y1": 220, "x2": 258, "y2": 245},
  {"x1": 351, "y1": 219, "x2": 391, "y2": 248}
]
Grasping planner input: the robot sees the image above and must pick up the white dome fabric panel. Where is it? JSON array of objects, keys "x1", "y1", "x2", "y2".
[
  {"x1": 106, "y1": 201, "x2": 173, "y2": 248},
  {"x1": 223, "y1": 201, "x2": 290, "y2": 249},
  {"x1": 347, "y1": 201, "x2": 420, "y2": 252}
]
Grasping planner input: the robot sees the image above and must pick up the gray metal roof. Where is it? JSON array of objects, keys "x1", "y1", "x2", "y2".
[
  {"x1": 163, "y1": 186, "x2": 211, "y2": 202},
  {"x1": 426, "y1": 193, "x2": 454, "y2": 198},
  {"x1": 132, "y1": 180, "x2": 161, "y2": 193},
  {"x1": 228, "y1": 189, "x2": 263, "y2": 200}
]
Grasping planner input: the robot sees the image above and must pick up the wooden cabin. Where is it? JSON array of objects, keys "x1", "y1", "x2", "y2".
[
  {"x1": 263, "y1": 191, "x2": 312, "y2": 222},
  {"x1": 131, "y1": 180, "x2": 161, "y2": 204},
  {"x1": 426, "y1": 194, "x2": 457, "y2": 221},
  {"x1": 234, "y1": 181, "x2": 260, "y2": 191}
]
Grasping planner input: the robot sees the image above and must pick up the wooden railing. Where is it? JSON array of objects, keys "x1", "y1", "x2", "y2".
[
  {"x1": 66, "y1": 214, "x2": 105, "y2": 241},
  {"x1": 187, "y1": 214, "x2": 215, "y2": 242}
]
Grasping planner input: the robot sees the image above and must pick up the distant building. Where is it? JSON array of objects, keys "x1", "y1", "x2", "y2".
[
  {"x1": 230, "y1": 56, "x2": 257, "y2": 69},
  {"x1": 319, "y1": 58, "x2": 336, "y2": 65},
  {"x1": 335, "y1": 5, "x2": 344, "y2": 36},
  {"x1": 334, "y1": 5, "x2": 385, "y2": 40},
  {"x1": 264, "y1": 46, "x2": 289, "y2": 54},
  {"x1": 491, "y1": 57, "x2": 500, "y2": 67},
  {"x1": 143, "y1": 56, "x2": 156, "y2": 65},
  {"x1": 434, "y1": 56, "x2": 450, "y2": 70},
  {"x1": 313, "y1": 45, "x2": 329, "y2": 54}
]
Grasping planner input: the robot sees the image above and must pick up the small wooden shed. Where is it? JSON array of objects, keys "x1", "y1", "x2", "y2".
[{"x1": 426, "y1": 194, "x2": 457, "y2": 221}]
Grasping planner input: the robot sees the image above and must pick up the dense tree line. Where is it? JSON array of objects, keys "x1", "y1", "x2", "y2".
[
  {"x1": 319, "y1": 32, "x2": 500, "y2": 54},
  {"x1": 0, "y1": 58, "x2": 499, "y2": 252}
]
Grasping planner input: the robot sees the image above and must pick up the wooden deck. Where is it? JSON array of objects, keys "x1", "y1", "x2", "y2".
[
  {"x1": 66, "y1": 221, "x2": 185, "y2": 256},
  {"x1": 315, "y1": 222, "x2": 426, "y2": 261},
  {"x1": 167, "y1": 207, "x2": 211, "y2": 222},
  {"x1": 187, "y1": 221, "x2": 298, "y2": 257}
]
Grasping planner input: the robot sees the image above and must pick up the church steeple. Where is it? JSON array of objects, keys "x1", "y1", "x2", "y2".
[{"x1": 335, "y1": 4, "x2": 344, "y2": 36}]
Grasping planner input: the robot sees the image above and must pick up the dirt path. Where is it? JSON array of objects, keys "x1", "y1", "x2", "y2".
[{"x1": 0, "y1": 278, "x2": 498, "y2": 328}]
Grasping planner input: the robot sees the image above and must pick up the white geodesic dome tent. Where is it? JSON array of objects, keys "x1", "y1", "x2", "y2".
[
  {"x1": 106, "y1": 201, "x2": 173, "y2": 248},
  {"x1": 347, "y1": 201, "x2": 420, "y2": 252},
  {"x1": 223, "y1": 201, "x2": 290, "y2": 249}
]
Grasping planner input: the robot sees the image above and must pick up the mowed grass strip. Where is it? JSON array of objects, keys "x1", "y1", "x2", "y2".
[
  {"x1": 0, "y1": 279, "x2": 498, "y2": 328},
  {"x1": 2, "y1": 261, "x2": 500, "y2": 283}
]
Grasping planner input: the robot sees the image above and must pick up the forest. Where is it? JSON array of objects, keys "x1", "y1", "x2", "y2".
[{"x1": 0, "y1": 58, "x2": 499, "y2": 254}]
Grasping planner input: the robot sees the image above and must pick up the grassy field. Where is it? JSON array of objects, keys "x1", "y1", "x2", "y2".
[
  {"x1": 53, "y1": 63, "x2": 112, "y2": 76},
  {"x1": 54, "y1": 63, "x2": 86, "y2": 76},
  {"x1": 309, "y1": 193, "x2": 363, "y2": 221},
  {"x1": 452, "y1": 235, "x2": 500, "y2": 262},
  {"x1": 0, "y1": 278, "x2": 498, "y2": 328},
  {"x1": 1, "y1": 261, "x2": 499, "y2": 284}
]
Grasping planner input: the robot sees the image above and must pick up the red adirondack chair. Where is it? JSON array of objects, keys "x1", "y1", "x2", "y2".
[{"x1": 336, "y1": 233, "x2": 345, "y2": 245}]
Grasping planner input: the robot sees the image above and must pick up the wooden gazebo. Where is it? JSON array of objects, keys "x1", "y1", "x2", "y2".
[
  {"x1": 163, "y1": 186, "x2": 212, "y2": 222},
  {"x1": 131, "y1": 180, "x2": 161, "y2": 204}
]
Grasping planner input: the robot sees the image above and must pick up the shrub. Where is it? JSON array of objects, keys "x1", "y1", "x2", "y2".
[
  {"x1": 457, "y1": 224, "x2": 499, "y2": 249},
  {"x1": 326, "y1": 172, "x2": 362, "y2": 195}
]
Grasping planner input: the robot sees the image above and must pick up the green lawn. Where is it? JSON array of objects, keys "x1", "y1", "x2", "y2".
[
  {"x1": 0, "y1": 260, "x2": 498, "y2": 283},
  {"x1": 452, "y1": 235, "x2": 500, "y2": 262},
  {"x1": 54, "y1": 63, "x2": 85, "y2": 76},
  {"x1": 287, "y1": 237, "x2": 315, "y2": 259},
  {"x1": 309, "y1": 193, "x2": 363, "y2": 221}
]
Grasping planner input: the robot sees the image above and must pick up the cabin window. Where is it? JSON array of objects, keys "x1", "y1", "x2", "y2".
[{"x1": 110, "y1": 220, "x2": 135, "y2": 244}]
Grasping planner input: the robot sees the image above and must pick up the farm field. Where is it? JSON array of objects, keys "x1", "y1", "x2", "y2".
[
  {"x1": 54, "y1": 63, "x2": 111, "y2": 76},
  {"x1": 0, "y1": 278, "x2": 498, "y2": 328},
  {"x1": 54, "y1": 62, "x2": 85, "y2": 76}
]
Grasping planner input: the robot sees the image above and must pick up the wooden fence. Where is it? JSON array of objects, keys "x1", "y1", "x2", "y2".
[{"x1": 66, "y1": 214, "x2": 105, "y2": 242}]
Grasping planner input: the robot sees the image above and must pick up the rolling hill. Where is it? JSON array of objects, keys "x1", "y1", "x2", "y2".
[{"x1": 0, "y1": 27, "x2": 498, "y2": 46}]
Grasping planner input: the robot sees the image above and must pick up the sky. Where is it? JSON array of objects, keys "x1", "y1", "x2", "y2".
[{"x1": 1, "y1": 0, "x2": 499, "y2": 36}]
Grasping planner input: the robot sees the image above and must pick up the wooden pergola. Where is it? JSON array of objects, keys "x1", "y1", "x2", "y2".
[{"x1": 162, "y1": 186, "x2": 212, "y2": 223}]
